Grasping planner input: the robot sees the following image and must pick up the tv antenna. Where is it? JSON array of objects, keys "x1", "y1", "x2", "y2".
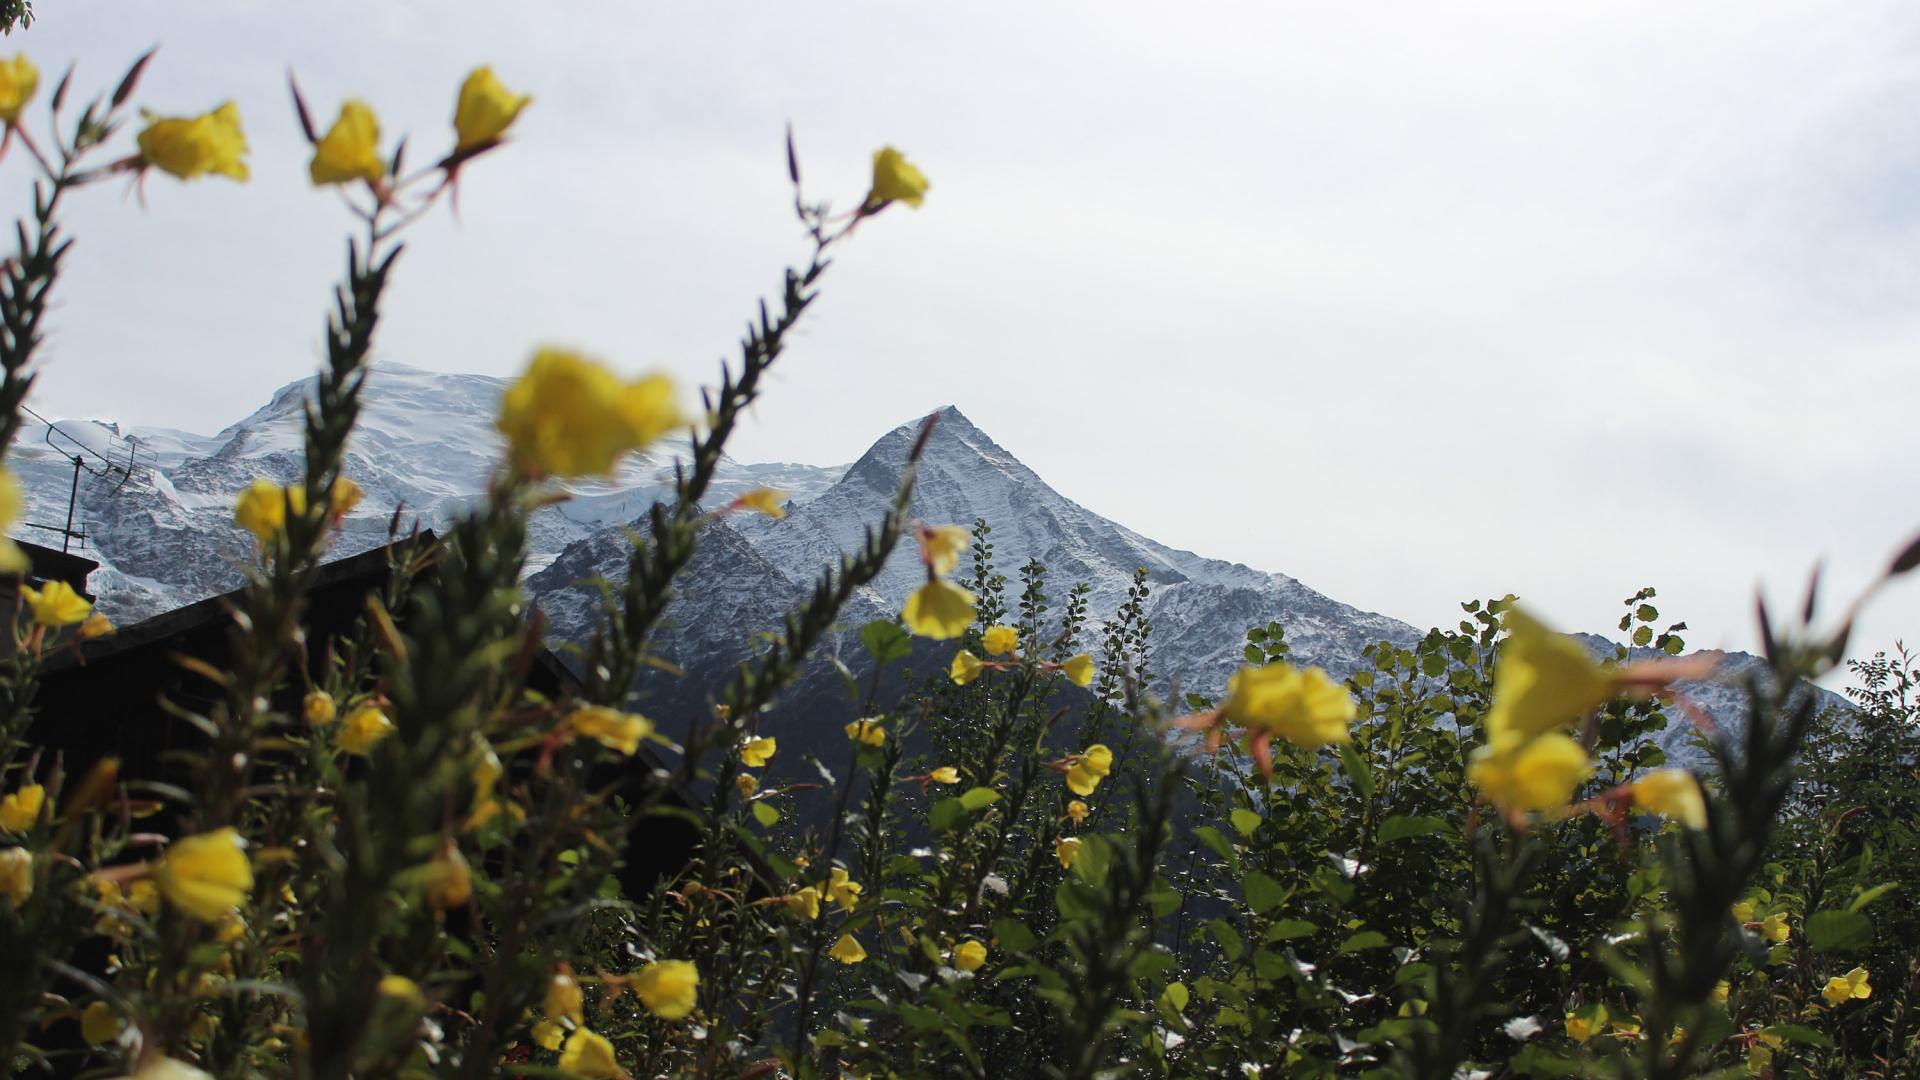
[{"x1": 17, "y1": 405, "x2": 149, "y2": 553}]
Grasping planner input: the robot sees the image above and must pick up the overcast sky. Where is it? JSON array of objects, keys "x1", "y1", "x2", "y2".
[{"x1": 11, "y1": 1, "x2": 1918, "y2": 681}]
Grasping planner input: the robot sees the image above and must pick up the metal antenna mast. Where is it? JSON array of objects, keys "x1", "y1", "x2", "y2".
[{"x1": 16, "y1": 406, "x2": 148, "y2": 554}]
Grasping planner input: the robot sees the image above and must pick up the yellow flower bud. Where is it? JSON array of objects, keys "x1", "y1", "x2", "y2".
[
  {"x1": 309, "y1": 100, "x2": 385, "y2": 187},
  {"x1": 929, "y1": 767, "x2": 960, "y2": 785},
  {"x1": 830, "y1": 932, "x2": 867, "y2": 964},
  {"x1": 866, "y1": 146, "x2": 929, "y2": 209},
  {"x1": 844, "y1": 719, "x2": 886, "y2": 747},
  {"x1": 0, "y1": 55, "x2": 37, "y2": 125},
  {"x1": 0, "y1": 783, "x2": 44, "y2": 832},
  {"x1": 1061, "y1": 653, "x2": 1096, "y2": 688},
  {"x1": 546, "y1": 971, "x2": 584, "y2": 1025},
  {"x1": 633, "y1": 959, "x2": 699, "y2": 1020},
  {"x1": 785, "y1": 885, "x2": 821, "y2": 920},
  {"x1": 154, "y1": 828, "x2": 253, "y2": 923},
  {"x1": 950, "y1": 649, "x2": 986, "y2": 686},
  {"x1": 303, "y1": 690, "x2": 337, "y2": 727},
  {"x1": 1056, "y1": 836, "x2": 1082, "y2": 869},
  {"x1": 567, "y1": 705, "x2": 653, "y2": 756},
  {"x1": 453, "y1": 66, "x2": 531, "y2": 152},
  {"x1": 137, "y1": 102, "x2": 249, "y2": 182},
  {"x1": 79, "y1": 612, "x2": 114, "y2": 639},
  {"x1": 1067, "y1": 799, "x2": 1089, "y2": 825},
  {"x1": 337, "y1": 705, "x2": 395, "y2": 756},
  {"x1": 80, "y1": 1000, "x2": 122, "y2": 1045},
  {"x1": 951, "y1": 940, "x2": 987, "y2": 972},
  {"x1": 423, "y1": 844, "x2": 472, "y2": 912},
  {"x1": 982, "y1": 625, "x2": 1019, "y2": 656},
  {"x1": 377, "y1": 974, "x2": 425, "y2": 1009},
  {"x1": 0, "y1": 846, "x2": 28, "y2": 906}
]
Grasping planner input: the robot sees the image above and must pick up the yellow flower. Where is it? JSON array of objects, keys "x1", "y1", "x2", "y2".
[
  {"x1": 1056, "y1": 836, "x2": 1082, "y2": 869},
  {"x1": 1067, "y1": 799, "x2": 1088, "y2": 825},
  {"x1": 0, "y1": 846, "x2": 29, "y2": 905},
  {"x1": 0, "y1": 783, "x2": 43, "y2": 832},
  {"x1": 633, "y1": 959, "x2": 699, "y2": 1020},
  {"x1": 79, "y1": 612, "x2": 114, "y2": 639},
  {"x1": 1732, "y1": 900, "x2": 1756, "y2": 924},
  {"x1": 137, "y1": 101, "x2": 249, "y2": 182},
  {"x1": 845, "y1": 719, "x2": 886, "y2": 747},
  {"x1": 1760, "y1": 913, "x2": 1791, "y2": 943},
  {"x1": 337, "y1": 705, "x2": 395, "y2": 755},
  {"x1": 741, "y1": 737, "x2": 776, "y2": 768},
  {"x1": 929, "y1": 767, "x2": 960, "y2": 784},
  {"x1": 1066, "y1": 744, "x2": 1113, "y2": 797},
  {"x1": 918, "y1": 524, "x2": 970, "y2": 575},
  {"x1": 81, "y1": 1000, "x2": 122, "y2": 1045},
  {"x1": 531, "y1": 1017, "x2": 565, "y2": 1051},
  {"x1": 214, "y1": 912, "x2": 246, "y2": 943},
  {"x1": 867, "y1": 146, "x2": 929, "y2": 209},
  {"x1": 568, "y1": 705, "x2": 653, "y2": 756},
  {"x1": 303, "y1": 690, "x2": 337, "y2": 727},
  {"x1": 423, "y1": 844, "x2": 472, "y2": 911},
  {"x1": 547, "y1": 970, "x2": 584, "y2": 1025},
  {"x1": 736, "y1": 772, "x2": 758, "y2": 798},
  {"x1": 1468, "y1": 732, "x2": 1592, "y2": 814},
  {"x1": 785, "y1": 885, "x2": 822, "y2": 919},
  {"x1": 125, "y1": 1057, "x2": 215, "y2": 1080},
  {"x1": 453, "y1": 66, "x2": 531, "y2": 151},
  {"x1": 950, "y1": 650, "x2": 986, "y2": 686},
  {"x1": 21, "y1": 580, "x2": 92, "y2": 627},
  {"x1": 328, "y1": 476, "x2": 364, "y2": 516},
  {"x1": 1822, "y1": 967, "x2": 1870, "y2": 1007},
  {"x1": 377, "y1": 975, "x2": 425, "y2": 1009},
  {"x1": 830, "y1": 933, "x2": 867, "y2": 964},
  {"x1": 903, "y1": 578, "x2": 976, "y2": 640},
  {"x1": 826, "y1": 867, "x2": 862, "y2": 910},
  {"x1": 233, "y1": 479, "x2": 290, "y2": 543},
  {"x1": 952, "y1": 940, "x2": 987, "y2": 972},
  {"x1": 496, "y1": 348, "x2": 683, "y2": 478},
  {"x1": 127, "y1": 878, "x2": 160, "y2": 915},
  {"x1": 557, "y1": 1027, "x2": 623, "y2": 1079},
  {"x1": 1061, "y1": 653, "x2": 1095, "y2": 688},
  {"x1": 154, "y1": 828, "x2": 253, "y2": 923},
  {"x1": 1565, "y1": 1003, "x2": 1606, "y2": 1044},
  {"x1": 1630, "y1": 769, "x2": 1707, "y2": 829},
  {"x1": 0, "y1": 54, "x2": 37, "y2": 125},
  {"x1": 1712, "y1": 980, "x2": 1730, "y2": 1005},
  {"x1": 982, "y1": 625, "x2": 1019, "y2": 656},
  {"x1": 1221, "y1": 663, "x2": 1356, "y2": 748},
  {"x1": 309, "y1": 100, "x2": 385, "y2": 186},
  {"x1": 1486, "y1": 608, "x2": 1615, "y2": 743},
  {"x1": 736, "y1": 487, "x2": 787, "y2": 518}
]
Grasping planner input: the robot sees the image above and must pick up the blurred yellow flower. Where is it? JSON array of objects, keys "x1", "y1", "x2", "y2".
[
  {"x1": 154, "y1": 828, "x2": 253, "y2": 923},
  {"x1": 377, "y1": 974, "x2": 425, "y2": 1009},
  {"x1": 1712, "y1": 980, "x2": 1730, "y2": 1004},
  {"x1": 982, "y1": 625, "x2": 1018, "y2": 656},
  {"x1": 0, "y1": 846, "x2": 28, "y2": 905},
  {"x1": 845, "y1": 718, "x2": 886, "y2": 747},
  {"x1": 557, "y1": 1027, "x2": 622, "y2": 1079},
  {"x1": 952, "y1": 940, "x2": 987, "y2": 972},
  {"x1": 79, "y1": 612, "x2": 114, "y2": 639},
  {"x1": 929, "y1": 766, "x2": 960, "y2": 784},
  {"x1": 1468, "y1": 732, "x2": 1592, "y2": 814},
  {"x1": 1221, "y1": 663, "x2": 1355, "y2": 748},
  {"x1": 1061, "y1": 653, "x2": 1095, "y2": 688},
  {"x1": 1732, "y1": 900, "x2": 1756, "y2": 924},
  {"x1": 568, "y1": 705, "x2": 652, "y2": 756},
  {"x1": 1056, "y1": 836, "x2": 1082, "y2": 869},
  {"x1": 1065, "y1": 744, "x2": 1113, "y2": 797},
  {"x1": 454, "y1": 66, "x2": 531, "y2": 151},
  {"x1": 0, "y1": 469, "x2": 27, "y2": 574},
  {"x1": 531, "y1": 1017, "x2": 565, "y2": 1051},
  {"x1": 1760, "y1": 913, "x2": 1791, "y2": 943},
  {"x1": 547, "y1": 970, "x2": 584, "y2": 1025},
  {"x1": 917, "y1": 524, "x2": 969, "y2": 575},
  {"x1": 1067, "y1": 799, "x2": 1088, "y2": 825},
  {"x1": 309, "y1": 100, "x2": 384, "y2": 186},
  {"x1": 950, "y1": 649, "x2": 985, "y2": 686},
  {"x1": 303, "y1": 690, "x2": 337, "y2": 727},
  {"x1": 81, "y1": 1000, "x2": 121, "y2": 1045},
  {"x1": 0, "y1": 54, "x2": 37, "y2": 125},
  {"x1": 0, "y1": 783, "x2": 43, "y2": 832},
  {"x1": 735, "y1": 772, "x2": 758, "y2": 798},
  {"x1": 1565, "y1": 1004, "x2": 1606, "y2": 1043},
  {"x1": 736, "y1": 487, "x2": 786, "y2": 518},
  {"x1": 827, "y1": 867, "x2": 862, "y2": 910},
  {"x1": 233, "y1": 480, "x2": 289, "y2": 543},
  {"x1": 1823, "y1": 966, "x2": 1871, "y2": 1007},
  {"x1": 633, "y1": 959, "x2": 699, "y2": 1020},
  {"x1": 337, "y1": 705, "x2": 395, "y2": 755},
  {"x1": 124, "y1": 1057, "x2": 215, "y2": 1079},
  {"x1": 903, "y1": 578, "x2": 976, "y2": 639},
  {"x1": 1486, "y1": 609, "x2": 1615, "y2": 742},
  {"x1": 137, "y1": 101, "x2": 249, "y2": 182},
  {"x1": 830, "y1": 933, "x2": 867, "y2": 964},
  {"x1": 1631, "y1": 769, "x2": 1707, "y2": 829},
  {"x1": 497, "y1": 349, "x2": 683, "y2": 478},
  {"x1": 785, "y1": 885, "x2": 821, "y2": 920},
  {"x1": 22, "y1": 580, "x2": 92, "y2": 627},
  {"x1": 423, "y1": 844, "x2": 472, "y2": 911},
  {"x1": 741, "y1": 737, "x2": 776, "y2": 768},
  {"x1": 867, "y1": 146, "x2": 929, "y2": 209}
]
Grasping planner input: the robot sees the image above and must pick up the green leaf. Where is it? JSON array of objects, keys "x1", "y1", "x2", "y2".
[
  {"x1": 991, "y1": 918, "x2": 1036, "y2": 953},
  {"x1": 1339, "y1": 743, "x2": 1374, "y2": 799},
  {"x1": 1805, "y1": 909, "x2": 1872, "y2": 953},
  {"x1": 1632, "y1": 626, "x2": 1653, "y2": 646},
  {"x1": 959, "y1": 786, "x2": 1000, "y2": 812},
  {"x1": 751, "y1": 802, "x2": 781, "y2": 827},
  {"x1": 1338, "y1": 930, "x2": 1389, "y2": 953},
  {"x1": 1265, "y1": 918, "x2": 1316, "y2": 942},
  {"x1": 1636, "y1": 603, "x2": 1658, "y2": 622},
  {"x1": 1849, "y1": 883, "x2": 1898, "y2": 913},
  {"x1": 859, "y1": 619, "x2": 913, "y2": 665},
  {"x1": 930, "y1": 797, "x2": 968, "y2": 833},
  {"x1": 1208, "y1": 918, "x2": 1243, "y2": 958},
  {"x1": 1242, "y1": 871, "x2": 1285, "y2": 915},
  {"x1": 1229, "y1": 808, "x2": 1263, "y2": 837},
  {"x1": 1761, "y1": 1024, "x2": 1834, "y2": 1049},
  {"x1": 1377, "y1": 815, "x2": 1449, "y2": 844},
  {"x1": 1243, "y1": 643, "x2": 1263, "y2": 663},
  {"x1": 1073, "y1": 835, "x2": 1113, "y2": 888},
  {"x1": 1192, "y1": 826, "x2": 1236, "y2": 863}
]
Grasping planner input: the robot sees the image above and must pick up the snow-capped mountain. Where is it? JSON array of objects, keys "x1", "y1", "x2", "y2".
[{"x1": 8, "y1": 364, "x2": 1834, "y2": 768}]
